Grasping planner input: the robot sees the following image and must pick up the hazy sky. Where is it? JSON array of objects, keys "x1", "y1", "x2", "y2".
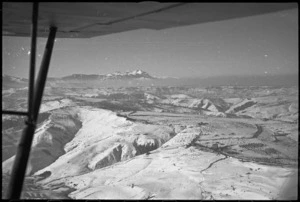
[{"x1": 2, "y1": 8, "x2": 298, "y2": 78}]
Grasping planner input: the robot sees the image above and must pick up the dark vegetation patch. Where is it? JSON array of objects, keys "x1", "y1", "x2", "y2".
[
  {"x1": 233, "y1": 101, "x2": 257, "y2": 112},
  {"x1": 274, "y1": 132, "x2": 289, "y2": 137},
  {"x1": 42, "y1": 149, "x2": 52, "y2": 156},
  {"x1": 197, "y1": 122, "x2": 208, "y2": 126},
  {"x1": 240, "y1": 143, "x2": 265, "y2": 149},
  {"x1": 37, "y1": 112, "x2": 51, "y2": 124},
  {"x1": 36, "y1": 171, "x2": 52, "y2": 180},
  {"x1": 225, "y1": 150, "x2": 239, "y2": 155},
  {"x1": 263, "y1": 148, "x2": 281, "y2": 155}
]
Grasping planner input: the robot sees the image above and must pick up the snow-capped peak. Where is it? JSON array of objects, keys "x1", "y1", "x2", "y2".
[
  {"x1": 128, "y1": 70, "x2": 143, "y2": 75},
  {"x1": 105, "y1": 70, "x2": 153, "y2": 79},
  {"x1": 58, "y1": 70, "x2": 154, "y2": 81},
  {"x1": 112, "y1": 71, "x2": 122, "y2": 76},
  {"x1": 109, "y1": 70, "x2": 144, "y2": 76}
]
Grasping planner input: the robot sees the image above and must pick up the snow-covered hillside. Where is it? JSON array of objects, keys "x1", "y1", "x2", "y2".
[
  {"x1": 160, "y1": 94, "x2": 228, "y2": 116},
  {"x1": 36, "y1": 135, "x2": 297, "y2": 200},
  {"x1": 34, "y1": 107, "x2": 174, "y2": 183},
  {"x1": 2, "y1": 84, "x2": 298, "y2": 200},
  {"x1": 2, "y1": 107, "x2": 82, "y2": 175}
]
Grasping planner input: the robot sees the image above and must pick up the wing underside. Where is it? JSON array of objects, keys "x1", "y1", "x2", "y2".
[{"x1": 2, "y1": 2, "x2": 298, "y2": 38}]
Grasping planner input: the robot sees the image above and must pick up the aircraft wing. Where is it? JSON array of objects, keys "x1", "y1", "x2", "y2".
[{"x1": 2, "y1": 2, "x2": 298, "y2": 38}]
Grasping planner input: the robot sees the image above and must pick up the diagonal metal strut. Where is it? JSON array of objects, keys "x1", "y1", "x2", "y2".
[{"x1": 5, "y1": 2, "x2": 57, "y2": 199}]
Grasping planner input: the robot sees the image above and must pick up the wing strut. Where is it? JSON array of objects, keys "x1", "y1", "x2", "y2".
[{"x1": 5, "y1": 2, "x2": 57, "y2": 199}]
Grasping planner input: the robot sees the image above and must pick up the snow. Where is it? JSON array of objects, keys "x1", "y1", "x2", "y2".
[
  {"x1": 2, "y1": 107, "x2": 83, "y2": 175},
  {"x1": 113, "y1": 71, "x2": 122, "y2": 76},
  {"x1": 32, "y1": 119, "x2": 53, "y2": 147},
  {"x1": 40, "y1": 99, "x2": 74, "y2": 113},
  {"x1": 129, "y1": 70, "x2": 143, "y2": 75},
  {"x1": 83, "y1": 93, "x2": 98, "y2": 97},
  {"x1": 170, "y1": 94, "x2": 192, "y2": 99},
  {"x1": 71, "y1": 185, "x2": 147, "y2": 199},
  {"x1": 106, "y1": 70, "x2": 145, "y2": 77},
  {"x1": 225, "y1": 96, "x2": 298, "y2": 122},
  {"x1": 2, "y1": 84, "x2": 297, "y2": 199},
  {"x1": 144, "y1": 93, "x2": 161, "y2": 104},
  {"x1": 87, "y1": 143, "x2": 122, "y2": 170},
  {"x1": 31, "y1": 107, "x2": 294, "y2": 199},
  {"x1": 34, "y1": 107, "x2": 174, "y2": 184},
  {"x1": 37, "y1": 145, "x2": 296, "y2": 200},
  {"x1": 2, "y1": 88, "x2": 16, "y2": 95},
  {"x1": 161, "y1": 96, "x2": 221, "y2": 112}
]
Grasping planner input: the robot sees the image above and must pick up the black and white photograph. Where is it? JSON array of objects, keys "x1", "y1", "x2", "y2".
[{"x1": 2, "y1": 2, "x2": 298, "y2": 200}]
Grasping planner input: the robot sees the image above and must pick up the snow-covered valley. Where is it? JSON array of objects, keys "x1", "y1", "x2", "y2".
[{"x1": 2, "y1": 76, "x2": 298, "y2": 200}]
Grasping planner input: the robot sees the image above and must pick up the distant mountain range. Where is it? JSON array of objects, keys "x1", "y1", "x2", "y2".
[
  {"x1": 51, "y1": 70, "x2": 156, "y2": 81},
  {"x1": 2, "y1": 74, "x2": 29, "y2": 89},
  {"x1": 2, "y1": 70, "x2": 156, "y2": 84},
  {"x1": 2, "y1": 74, "x2": 28, "y2": 83},
  {"x1": 2, "y1": 72, "x2": 298, "y2": 87}
]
